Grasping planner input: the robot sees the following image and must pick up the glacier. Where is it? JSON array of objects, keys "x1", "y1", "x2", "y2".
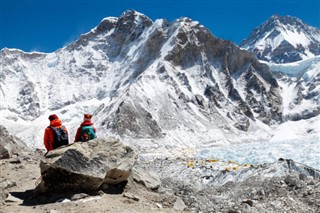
[{"x1": 197, "y1": 134, "x2": 319, "y2": 170}]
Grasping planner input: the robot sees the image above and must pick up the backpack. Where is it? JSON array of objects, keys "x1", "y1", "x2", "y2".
[
  {"x1": 81, "y1": 126, "x2": 96, "y2": 142},
  {"x1": 48, "y1": 126, "x2": 69, "y2": 149}
]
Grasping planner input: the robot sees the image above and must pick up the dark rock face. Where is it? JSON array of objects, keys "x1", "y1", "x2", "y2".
[
  {"x1": 164, "y1": 20, "x2": 282, "y2": 129},
  {"x1": 108, "y1": 101, "x2": 163, "y2": 138},
  {"x1": 96, "y1": 17, "x2": 117, "y2": 33},
  {"x1": 38, "y1": 137, "x2": 137, "y2": 193},
  {"x1": 17, "y1": 82, "x2": 41, "y2": 119},
  {"x1": 240, "y1": 15, "x2": 320, "y2": 63},
  {"x1": 104, "y1": 10, "x2": 153, "y2": 59}
]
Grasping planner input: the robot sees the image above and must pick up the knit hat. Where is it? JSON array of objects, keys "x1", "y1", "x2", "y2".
[
  {"x1": 48, "y1": 114, "x2": 59, "y2": 121},
  {"x1": 83, "y1": 114, "x2": 93, "y2": 122}
]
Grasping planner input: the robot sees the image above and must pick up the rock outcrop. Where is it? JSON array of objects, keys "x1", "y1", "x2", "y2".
[
  {"x1": 0, "y1": 125, "x2": 28, "y2": 159},
  {"x1": 132, "y1": 167, "x2": 161, "y2": 190},
  {"x1": 37, "y1": 137, "x2": 137, "y2": 194}
]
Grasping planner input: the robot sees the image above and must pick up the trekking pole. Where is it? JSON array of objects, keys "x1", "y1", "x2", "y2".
[
  {"x1": 44, "y1": 151, "x2": 49, "y2": 157},
  {"x1": 35, "y1": 175, "x2": 42, "y2": 186}
]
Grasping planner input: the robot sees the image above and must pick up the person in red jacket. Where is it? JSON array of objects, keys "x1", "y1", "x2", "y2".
[
  {"x1": 74, "y1": 114, "x2": 97, "y2": 142},
  {"x1": 44, "y1": 114, "x2": 69, "y2": 151}
]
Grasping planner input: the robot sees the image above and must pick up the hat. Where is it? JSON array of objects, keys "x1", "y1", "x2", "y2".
[
  {"x1": 48, "y1": 114, "x2": 59, "y2": 121},
  {"x1": 83, "y1": 114, "x2": 93, "y2": 122}
]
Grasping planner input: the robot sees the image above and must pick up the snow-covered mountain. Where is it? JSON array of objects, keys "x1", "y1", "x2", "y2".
[
  {"x1": 263, "y1": 56, "x2": 320, "y2": 121},
  {"x1": 240, "y1": 15, "x2": 320, "y2": 63},
  {"x1": 0, "y1": 10, "x2": 284, "y2": 150}
]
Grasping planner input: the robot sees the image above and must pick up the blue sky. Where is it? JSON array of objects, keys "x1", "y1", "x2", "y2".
[{"x1": 1, "y1": 0, "x2": 319, "y2": 53}]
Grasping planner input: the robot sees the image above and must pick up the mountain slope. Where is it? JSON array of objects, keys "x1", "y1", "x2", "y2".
[
  {"x1": 263, "y1": 56, "x2": 320, "y2": 120},
  {"x1": 240, "y1": 15, "x2": 320, "y2": 63},
  {"x1": 1, "y1": 10, "x2": 282, "y2": 150}
]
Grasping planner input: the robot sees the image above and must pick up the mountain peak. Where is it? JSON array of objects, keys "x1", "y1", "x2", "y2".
[
  {"x1": 267, "y1": 15, "x2": 306, "y2": 30},
  {"x1": 269, "y1": 14, "x2": 301, "y2": 22},
  {"x1": 95, "y1": 10, "x2": 153, "y2": 34},
  {"x1": 240, "y1": 15, "x2": 320, "y2": 63},
  {"x1": 119, "y1": 9, "x2": 153, "y2": 24},
  {"x1": 121, "y1": 9, "x2": 145, "y2": 17},
  {"x1": 115, "y1": 10, "x2": 153, "y2": 34}
]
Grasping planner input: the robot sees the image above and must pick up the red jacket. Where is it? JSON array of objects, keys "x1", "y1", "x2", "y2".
[
  {"x1": 74, "y1": 121, "x2": 96, "y2": 142},
  {"x1": 44, "y1": 119, "x2": 68, "y2": 151}
]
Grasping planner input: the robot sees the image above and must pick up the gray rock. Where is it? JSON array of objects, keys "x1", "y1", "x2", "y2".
[
  {"x1": 70, "y1": 193, "x2": 90, "y2": 201},
  {"x1": 0, "y1": 179, "x2": 16, "y2": 189},
  {"x1": 173, "y1": 197, "x2": 187, "y2": 211},
  {"x1": 38, "y1": 137, "x2": 137, "y2": 193},
  {"x1": 0, "y1": 125, "x2": 28, "y2": 159},
  {"x1": 155, "y1": 203, "x2": 163, "y2": 209},
  {"x1": 123, "y1": 192, "x2": 140, "y2": 201},
  {"x1": 284, "y1": 175, "x2": 300, "y2": 188},
  {"x1": 0, "y1": 144, "x2": 11, "y2": 159},
  {"x1": 308, "y1": 180, "x2": 316, "y2": 185},
  {"x1": 132, "y1": 167, "x2": 161, "y2": 190},
  {"x1": 242, "y1": 199, "x2": 253, "y2": 207}
]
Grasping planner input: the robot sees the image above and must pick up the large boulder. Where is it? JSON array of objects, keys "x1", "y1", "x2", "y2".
[
  {"x1": 132, "y1": 167, "x2": 161, "y2": 190},
  {"x1": 38, "y1": 137, "x2": 138, "y2": 193},
  {"x1": 0, "y1": 125, "x2": 28, "y2": 159}
]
